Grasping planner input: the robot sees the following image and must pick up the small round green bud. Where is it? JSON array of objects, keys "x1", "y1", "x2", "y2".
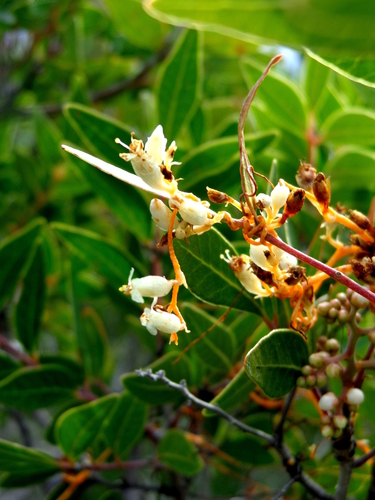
[
  {"x1": 321, "y1": 425, "x2": 334, "y2": 438},
  {"x1": 333, "y1": 428, "x2": 343, "y2": 438},
  {"x1": 325, "y1": 338, "x2": 340, "y2": 353},
  {"x1": 333, "y1": 415, "x2": 348, "y2": 429},
  {"x1": 296, "y1": 376, "x2": 306, "y2": 388},
  {"x1": 355, "y1": 312, "x2": 362, "y2": 323},
  {"x1": 316, "y1": 373, "x2": 327, "y2": 388},
  {"x1": 346, "y1": 288, "x2": 354, "y2": 300},
  {"x1": 328, "y1": 308, "x2": 338, "y2": 319},
  {"x1": 320, "y1": 414, "x2": 331, "y2": 425},
  {"x1": 306, "y1": 375, "x2": 317, "y2": 387},
  {"x1": 325, "y1": 363, "x2": 341, "y2": 379},
  {"x1": 368, "y1": 331, "x2": 375, "y2": 344},
  {"x1": 336, "y1": 292, "x2": 347, "y2": 304},
  {"x1": 338, "y1": 309, "x2": 349, "y2": 323},
  {"x1": 302, "y1": 365, "x2": 313, "y2": 376},
  {"x1": 330, "y1": 298, "x2": 341, "y2": 310},
  {"x1": 346, "y1": 388, "x2": 365, "y2": 405},
  {"x1": 317, "y1": 302, "x2": 331, "y2": 316},
  {"x1": 319, "y1": 351, "x2": 330, "y2": 359},
  {"x1": 350, "y1": 292, "x2": 370, "y2": 310},
  {"x1": 309, "y1": 353, "x2": 323, "y2": 368}
]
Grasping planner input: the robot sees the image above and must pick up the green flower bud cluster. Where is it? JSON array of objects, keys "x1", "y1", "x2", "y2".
[
  {"x1": 317, "y1": 291, "x2": 353, "y2": 324},
  {"x1": 320, "y1": 412, "x2": 348, "y2": 439}
]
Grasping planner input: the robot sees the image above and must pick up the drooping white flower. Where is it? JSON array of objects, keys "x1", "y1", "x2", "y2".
[
  {"x1": 120, "y1": 268, "x2": 176, "y2": 304},
  {"x1": 250, "y1": 244, "x2": 297, "y2": 272},
  {"x1": 140, "y1": 297, "x2": 185, "y2": 336},
  {"x1": 150, "y1": 198, "x2": 179, "y2": 232},
  {"x1": 270, "y1": 180, "x2": 290, "y2": 216},
  {"x1": 221, "y1": 251, "x2": 271, "y2": 298},
  {"x1": 117, "y1": 125, "x2": 178, "y2": 196}
]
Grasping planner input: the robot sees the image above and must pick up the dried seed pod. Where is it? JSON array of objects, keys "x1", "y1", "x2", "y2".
[
  {"x1": 296, "y1": 162, "x2": 317, "y2": 191},
  {"x1": 207, "y1": 187, "x2": 232, "y2": 205},
  {"x1": 313, "y1": 172, "x2": 331, "y2": 211},
  {"x1": 349, "y1": 210, "x2": 372, "y2": 231},
  {"x1": 283, "y1": 188, "x2": 305, "y2": 218},
  {"x1": 350, "y1": 257, "x2": 375, "y2": 285}
]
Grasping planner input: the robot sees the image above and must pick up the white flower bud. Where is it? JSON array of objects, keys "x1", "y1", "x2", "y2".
[
  {"x1": 256, "y1": 193, "x2": 272, "y2": 209},
  {"x1": 140, "y1": 298, "x2": 184, "y2": 336},
  {"x1": 270, "y1": 180, "x2": 290, "y2": 214},
  {"x1": 150, "y1": 199, "x2": 178, "y2": 231},
  {"x1": 144, "y1": 125, "x2": 167, "y2": 164},
  {"x1": 346, "y1": 388, "x2": 364, "y2": 405},
  {"x1": 120, "y1": 268, "x2": 176, "y2": 303},
  {"x1": 319, "y1": 392, "x2": 339, "y2": 411},
  {"x1": 170, "y1": 195, "x2": 212, "y2": 226}
]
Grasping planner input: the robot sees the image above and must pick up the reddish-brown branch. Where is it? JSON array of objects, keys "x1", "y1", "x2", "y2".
[{"x1": 0, "y1": 334, "x2": 38, "y2": 366}]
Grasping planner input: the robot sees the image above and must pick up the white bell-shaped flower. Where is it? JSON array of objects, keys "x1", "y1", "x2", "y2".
[
  {"x1": 120, "y1": 268, "x2": 176, "y2": 303},
  {"x1": 170, "y1": 195, "x2": 213, "y2": 226},
  {"x1": 140, "y1": 298, "x2": 185, "y2": 336},
  {"x1": 150, "y1": 199, "x2": 179, "y2": 232},
  {"x1": 222, "y1": 251, "x2": 271, "y2": 298},
  {"x1": 117, "y1": 125, "x2": 178, "y2": 196},
  {"x1": 270, "y1": 180, "x2": 290, "y2": 216}
]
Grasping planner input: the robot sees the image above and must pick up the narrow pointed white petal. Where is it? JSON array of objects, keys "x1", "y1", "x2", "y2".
[{"x1": 61, "y1": 144, "x2": 171, "y2": 199}]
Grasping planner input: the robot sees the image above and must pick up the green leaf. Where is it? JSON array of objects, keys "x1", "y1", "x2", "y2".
[
  {"x1": 304, "y1": 56, "x2": 330, "y2": 110},
  {"x1": 52, "y1": 222, "x2": 144, "y2": 286},
  {"x1": 174, "y1": 229, "x2": 263, "y2": 315},
  {"x1": 102, "y1": 392, "x2": 148, "y2": 459},
  {"x1": 221, "y1": 434, "x2": 275, "y2": 465},
  {"x1": 244, "y1": 329, "x2": 308, "y2": 398},
  {"x1": 146, "y1": 0, "x2": 375, "y2": 55},
  {"x1": 177, "y1": 131, "x2": 278, "y2": 191},
  {"x1": 306, "y1": 48, "x2": 375, "y2": 89},
  {"x1": 39, "y1": 355, "x2": 85, "y2": 386},
  {"x1": 158, "y1": 429, "x2": 204, "y2": 476},
  {"x1": 179, "y1": 304, "x2": 236, "y2": 372},
  {"x1": 105, "y1": 0, "x2": 164, "y2": 49},
  {"x1": 321, "y1": 108, "x2": 375, "y2": 146},
  {"x1": 0, "y1": 353, "x2": 20, "y2": 381},
  {"x1": 56, "y1": 394, "x2": 118, "y2": 460},
  {"x1": 0, "y1": 365, "x2": 81, "y2": 410},
  {"x1": 0, "y1": 439, "x2": 60, "y2": 485},
  {"x1": 13, "y1": 243, "x2": 46, "y2": 352},
  {"x1": 241, "y1": 58, "x2": 306, "y2": 136},
  {"x1": 203, "y1": 367, "x2": 254, "y2": 417},
  {"x1": 157, "y1": 29, "x2": 202, "y2": 140},
  {"x1": 0, "y1": 218, "x2": 44, "y2": 310},
  {"x1": 122, "y1": 351, "x2": 192, "y2": 404}
]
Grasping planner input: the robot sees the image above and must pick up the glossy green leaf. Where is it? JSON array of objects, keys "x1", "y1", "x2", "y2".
[
  {"x1": 102, "y1": 392, "x2": 148, "y2": 459},
  {"x1": 122, "y1": 351, "x2": 192, "y2": 404},
  {"x1": 306, "y1": 48, "x2": 375, "y2": 89},
  {"x1": 56, "y1": 394, "x2": 118, "y2": 460},
  {"x1": 0, "y1": 365, "x2": 80, "y2": 410},
  {"x1": 52, "y1": 222, "x2": 143, "y2": 286},
  {"x1": 241, "y1": 58, "x2": 306, "y2": 136},
  {"x1": 0, "y1": 439, "x2": 60, "y2": 485},
  {"x1": 203, "y1": 368, "x2": 254, "y2": 417},
  {"x1": 244, "y1": 329, "x2": 308, "y2": 398},
  {"x1": 157, "y1": 29, "x2": 202, "y2": 140},
  {"x1": 13, "y1": 243, "x2": 46, "y2": 352},
  {"x1": 158, "y1": 429, "x2": 204, "y2": 476},
  {"x1": 177, "y1": 131, "x2": 278, "y2": 191},
  {"x1": 146, "y1": 0, "x2": 375, "y2": 55},
  {"x1": 179, "y1": 304, "x2": 236, "y2": 372},
  {"x1": 321, "y1": 108, "x2": 375, "y2": 146},
  {"x1": 174, "y1": 229, "x2": 263, "y2": 315},
  {"x1": 105, "y1": 0, "x2": 164, "y2": 49},
  {"x1": 0, "y1": 218, "x2": 44, "y2": 310}
]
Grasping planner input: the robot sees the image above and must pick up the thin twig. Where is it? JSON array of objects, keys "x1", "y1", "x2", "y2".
[
  {"x1": 274, "y1": 387, "x2": 296, "y2": 443},
  {"x1": 353, "y1": 447, "x2": 375, "y2": 468},
  {"x1": 272, "y1": 475, "x2": 299, "y2": 500},
  {"x1": 136, "y1": 369, "x2": 334, "y2": 500},
  {"x1": 0, "y1": 334, "x2": 38, "y2": 366}
]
